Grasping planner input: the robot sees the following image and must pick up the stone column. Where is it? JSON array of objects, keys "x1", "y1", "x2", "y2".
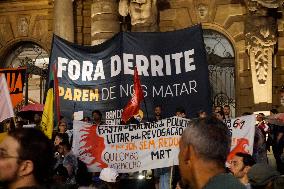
[
  {"x1": 53, "y1": 0, "x2": 74, "y2": 42},
  {"x1": 91, "y1": 0, "x2": 120, "y2": 45}
]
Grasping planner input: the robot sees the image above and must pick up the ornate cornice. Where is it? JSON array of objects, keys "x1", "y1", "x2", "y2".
[
  {"x1": 245, "y1": 0, "x2": 283, "y2": 16},
  {"x1": 250, "y1": 0, "x2": 283, "y2": 8},
  {"x1": 245, "y1": 16, "x2": 277, "y2": 50}
]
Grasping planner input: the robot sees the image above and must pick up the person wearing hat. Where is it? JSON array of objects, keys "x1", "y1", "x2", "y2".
[
  {"x1": 96, "y1": 168, "x2": 119, "y2": 189},
  {"x1": 248, "y1": 163, "x2": 280, "y2": 189}
]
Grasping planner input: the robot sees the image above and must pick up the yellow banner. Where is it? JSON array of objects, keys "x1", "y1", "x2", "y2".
[{"x1": 41, "y1": 88, "x2": 54, "y2": 139}]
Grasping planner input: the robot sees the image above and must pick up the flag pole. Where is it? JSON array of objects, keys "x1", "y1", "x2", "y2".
[
  {"x1": 73, "y1": 102, "x2": 76, "y2": 116},
  {"x1": 143, "y1": 99, "x2": 149, "y2": 122},
  {"x1": 53, "y1": 64, "x2": 60, "y2": 123}
]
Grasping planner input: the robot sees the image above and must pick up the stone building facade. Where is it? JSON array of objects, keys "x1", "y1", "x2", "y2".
[{"x1": 0, "y1": 0, "x2": 283, "y2": 116}]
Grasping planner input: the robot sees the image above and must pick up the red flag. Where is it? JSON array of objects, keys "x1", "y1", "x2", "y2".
[{"x1": 122, "y1": 67, "x2": 144, "y2": 123}]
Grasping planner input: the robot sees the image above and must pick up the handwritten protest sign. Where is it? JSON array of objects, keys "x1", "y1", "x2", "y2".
[
  {"x1": 225, "y1": 115, "x2": 256, "y2": 161},
  {"x1": 0, "y1": 68, "x2": 26, "y2": 107},
  {"x1": 73, "y1": 115, "x2": 256, "y2": 172},
  {"x1": 73, "y1": 116, "x2": 190, "y2": 173}
]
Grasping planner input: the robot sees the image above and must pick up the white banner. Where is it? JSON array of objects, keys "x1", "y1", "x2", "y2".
[
  {"x1": 0, "y1": 74, "x2": 14, "y2": 122},
  {"x1": 225, "y1": 115, "x2": 256, "y2": 161},
  {"x1": 73, "y1": 115, "x2": 256, "y2": 172},
  {"x1": 73, "y1": 117, "x2": 190, "y2": 173}
]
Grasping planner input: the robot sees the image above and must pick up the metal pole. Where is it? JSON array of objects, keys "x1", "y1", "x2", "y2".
[
  {"x1": 40, "y1": 74, "x2": 42, "y2": 104},
  {"x1": 169, "y1": 166, "x2": 173, "y2": 189},
  {"x1": 24, "y1": 71, "x2": 28, "y2": 105},
  {"x1": 143, "y1": 99, "x2": 149, "y2": 122}
]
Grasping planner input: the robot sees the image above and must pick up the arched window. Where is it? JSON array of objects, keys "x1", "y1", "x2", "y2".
[
  {"x1": 203, "y1": 29, "x2": 235, "y2": 116},
  {"x1": 4, "y1": 42, "x2": 49, "y2": 104}
]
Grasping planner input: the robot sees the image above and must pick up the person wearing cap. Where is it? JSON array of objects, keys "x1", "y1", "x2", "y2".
[
  {"x1": 97, "y1": 168, "x2": 119, "y2": 189},
  {"x1": 248, "y1": 163, "x2": 280, "y2": 189}
]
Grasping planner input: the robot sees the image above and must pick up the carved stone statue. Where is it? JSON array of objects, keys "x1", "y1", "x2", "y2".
[
  {"x1": 246, "y1": 17, "x2": 276, "y2": 85},
  {"x1": 118, "y1": 0, "x2": 158, "y2": 32},
  {"x1": 18, "y1": 17, "x2": 29, "y2": 37},
  {"x1": 245, "y1": 0, "x2": 280, "y2": 105},
  {"x1": 197, "y1": 3, "x2": 208, "y2": 20},
  {"x1": 245, "y1": 15, "x2": 276, "y2": 103}
]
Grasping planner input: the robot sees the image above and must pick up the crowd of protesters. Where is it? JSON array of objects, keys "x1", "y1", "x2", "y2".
[{"x1": 0, "y1": 104, "x2": 284, "y2": 189}]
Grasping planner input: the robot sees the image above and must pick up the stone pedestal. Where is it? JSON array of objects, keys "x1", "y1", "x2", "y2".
[{"x1": 53, "y1": 0, "x2": 74, "y2": 42}]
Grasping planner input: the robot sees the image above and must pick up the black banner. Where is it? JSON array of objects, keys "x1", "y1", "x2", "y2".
[{"x1": 50, "y1": 24, "x2": 211, "y2": 124}]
